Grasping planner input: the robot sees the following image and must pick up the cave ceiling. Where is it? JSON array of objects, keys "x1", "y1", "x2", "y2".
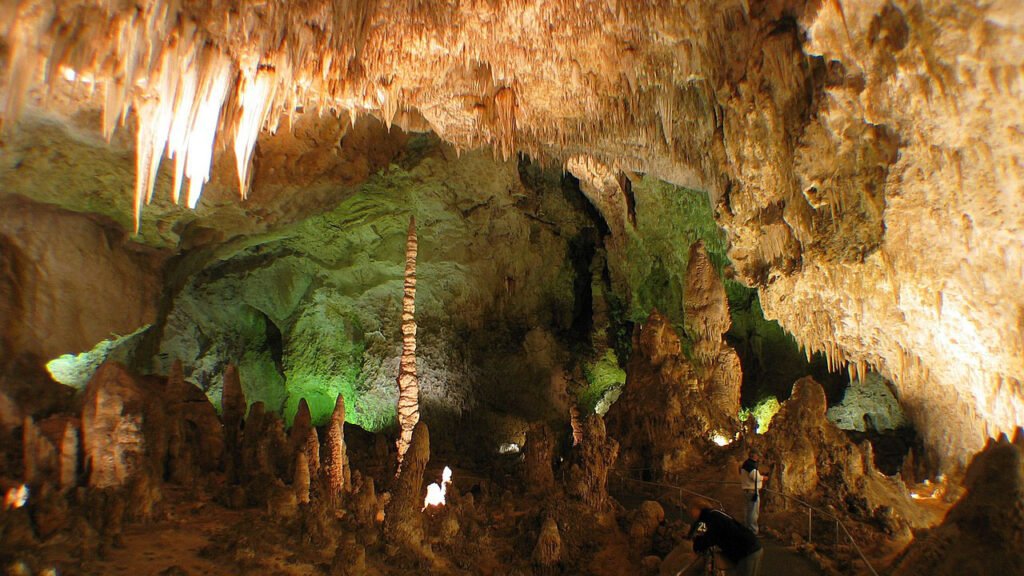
[{"x1": 0, "y1": 0, "x2": 1022, "y2": 467}]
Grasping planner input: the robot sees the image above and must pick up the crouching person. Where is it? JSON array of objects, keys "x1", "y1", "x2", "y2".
[{"x1": 686, "y1": 499, "x2": 763, "y2": 576}]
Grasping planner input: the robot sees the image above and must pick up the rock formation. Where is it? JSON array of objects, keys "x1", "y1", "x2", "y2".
[
  {"x1": 523, "y1": 422, "x2": 556, "y2": 493},
  {"x1": 763, "y1": 376, "x2": 870, "y2": 498},
  {"x1": 396, "y1": 216, "x2": 420, "y2": 469},
  {"x1": 607, "y1": 310, "x2": 741, "y2": 476},
  {"x1": 629, "y1": 500, "x2": 666, "y2": 558},
  {"x1": 532, "y1": 516, "x2": 562, "y2": 573},
  {"x1": 0, "y1": 1, "x2": 1022, "y2": 573},
  {"x1": 383, "y1": 421, "x2": 430, "y2": 553},
  {"x1": 164, "y1": 360, "x2": 224, "y2": 485},
  {"x1": 222, "y1": 364, "x2": 246, "y2": 481},
  {"x1": 81, "y1": 362, "x2": 153, "y2": 488},
  {"x1": 323, "y1": 394, "x2": 349, "y2": 501},
  {"x1": 683, "y1": 241, "x2": 742, "y2": 431},
  {"x1": 567, "y1": 414, "x2": 618, "y2": 510},
  {"x1": 294, "y1": 451, "x2": 311, "y2": 505},
  {"x1": 890, "y1": 430, "x2": 1024, "y2": 576},
  {"x1": 290, "y1": 398, "x2": 313, "y2": 452}
]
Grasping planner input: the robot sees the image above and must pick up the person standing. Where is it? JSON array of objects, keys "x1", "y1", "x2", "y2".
[
  {"x1": 686, "y1": 500, "x2": 763, "y2": 576},
  {"x1": 739, "y1": 449, "x2": 768, "y2": 535}
]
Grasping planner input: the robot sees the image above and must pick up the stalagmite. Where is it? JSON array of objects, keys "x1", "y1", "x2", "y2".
[
  {"x1": 57, "y1": 420, "x2": 79, "y2": 490},
  {"x1": 606, "y1": 310, "x2": 741, "y2": 476},
  {"x1": 629, "y1": 501, "x2": 665, "y2": 557},
  {"x1": 523, "y1": 423, "x2": 556, "y2": 492},
  {"x1": 384, "y1": 421, "x2": 430, "y2": 551},
  {"x1": 683, "y1": 241, "x2": 730, "y2": 366},
  {"x1": 290, "y1": 398, "x2": 313, "y2": 454},
  {"x1": 569, "y1": 404, "x2": 583, "y2": 447},
  {"x1": 305, "y1": 427, "x2": 321, "y2": 480},
  {"x1": 323, "y1": 394, "x2": 349, "y2": 500},
  {"x1": 532, "y1": 516, "x2": 562, "y2": 573},
  {"x1": 222, "y1": 364, "x2": 246, "y2": 449},
  {"x1": 22, "y1": 416, "x2": 53, "y2": 484},
  {"x1": 294, "y1": 451, "x2": 311, "y2": 505},
  {"x1": 81, "y1": 362, "x2": 149, "y2": 488},
  {"x1": 567, "y1": 414, "x2": 618, "y2": 510},
  {"x1": 222, "y1": 364, "x2": 246, "y2": 481},
  {"x1": 396, "y1": 215, "x2": 420, "y2": 469}
]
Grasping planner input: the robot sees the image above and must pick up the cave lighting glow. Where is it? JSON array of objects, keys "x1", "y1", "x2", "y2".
[
  {"x1": 498, "y1": 442, "x2": 521, "y2": 454},
  {"x1": 423, "y1": 466, "x2": 453, "y2": 510},
  {"x1": 45, "y1": 326, "x2": 151, "y2": 389},
  {"x1": 710, "y1": 432, "x2": 735, "y2": 447},
  {"x1": 3, "y1": 485, "x2": 29, "y2": 510}
]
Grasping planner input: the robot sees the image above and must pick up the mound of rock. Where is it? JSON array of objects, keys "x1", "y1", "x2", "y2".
[{"x1": 891, "y1": 431, "x2": 1024, "y2": 576}]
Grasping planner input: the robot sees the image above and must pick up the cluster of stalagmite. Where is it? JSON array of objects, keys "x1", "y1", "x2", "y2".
[{"x1": 606, "y1": 303, "x2": 742, "y2": 476}]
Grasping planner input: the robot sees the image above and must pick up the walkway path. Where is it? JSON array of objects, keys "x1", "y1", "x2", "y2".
[{"x1": 660, "y1": 534, "x2": 821, "y2": 576}]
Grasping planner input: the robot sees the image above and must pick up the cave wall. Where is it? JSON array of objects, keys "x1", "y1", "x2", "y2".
[
  {"x1": 151, "y1": 138, "x2": 599, "y2": 455},
  {"x1": 0, "y1": 196, "x2": 165, "y2": 367},
  {"x1": 745, "y1": 2, "x2": 1024, "y2": 467}
]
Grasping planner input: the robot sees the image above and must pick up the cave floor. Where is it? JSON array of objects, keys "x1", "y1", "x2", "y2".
[
  {"x1": 79, "y1": 487, "x2": 323, "y2": 576},
  {"x1": 15, "y1": 447, "x2": 951, "y2": 576}
]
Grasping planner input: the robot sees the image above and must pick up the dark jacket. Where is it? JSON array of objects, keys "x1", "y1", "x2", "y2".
[
  {"x1": 740, "y1": 458, "x2": 759, "y2": 475},
  {"x1": 689, "y1": 508, "x2": 762, "y2": 563}
]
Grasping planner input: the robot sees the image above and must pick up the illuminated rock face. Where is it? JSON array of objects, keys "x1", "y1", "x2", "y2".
[
  {"x1": 0, "y1": 0, "x2": 1022, "y2": 468},
  {"x1": 606, "y1": 308, "x2": 741, "y2": 476},
  {"x1": 763, "y1": 377, "x2": 869, "y2": 498},
  {"x1": 747, "y1": 1, "x2": 1024, "y2": 469}
]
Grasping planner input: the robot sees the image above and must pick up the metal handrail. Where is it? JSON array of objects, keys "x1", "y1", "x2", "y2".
[{"x1": 611, "y1": 470, "x2": 879, "y2": 576}]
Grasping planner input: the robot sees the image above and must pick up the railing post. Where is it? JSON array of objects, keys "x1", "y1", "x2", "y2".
[{"x1": 807, "y1": 507, "x2": 813, "y2": 544}]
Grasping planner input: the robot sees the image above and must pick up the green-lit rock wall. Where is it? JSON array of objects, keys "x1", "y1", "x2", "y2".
[{"x1": 153, "y1": 137, "x2": 597, "y2": 449}]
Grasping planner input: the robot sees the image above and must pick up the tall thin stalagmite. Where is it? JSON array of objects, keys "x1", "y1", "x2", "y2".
[
  {"x1": 323, "y1": 394, "x2": 349, "y2": 500},
  {"x1": 396, "y1": 215, "x2": 420, "y2": 469}
]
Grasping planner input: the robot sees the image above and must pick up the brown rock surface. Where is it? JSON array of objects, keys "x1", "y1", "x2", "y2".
[
  {"x1": 383, "y1": 421, "x2": 430, "y2": 553},
  {"x1": 0, "y1": 196, "x2": 166, "y2": 363},
  {"x1": 764, "y1": 376, "x2": 868, "y2": 498},
  {"x1": 81, "y1": 362, "x2": 154, "y2": 488},
  {"x1": 607, "y1": 310, "x2": 740, "y2": 476},
  {"x1": 891, "y1": 431, "x2": 1024, "y2": 575}
]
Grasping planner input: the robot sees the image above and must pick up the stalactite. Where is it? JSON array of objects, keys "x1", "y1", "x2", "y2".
[{"x1": 396, "y1": 215, "x2": 419, "y2": 470}]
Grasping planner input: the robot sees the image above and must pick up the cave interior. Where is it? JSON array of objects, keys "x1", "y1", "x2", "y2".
[{"x1": 0, "y1": 1, "x2": 1023, "y2": 575}]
